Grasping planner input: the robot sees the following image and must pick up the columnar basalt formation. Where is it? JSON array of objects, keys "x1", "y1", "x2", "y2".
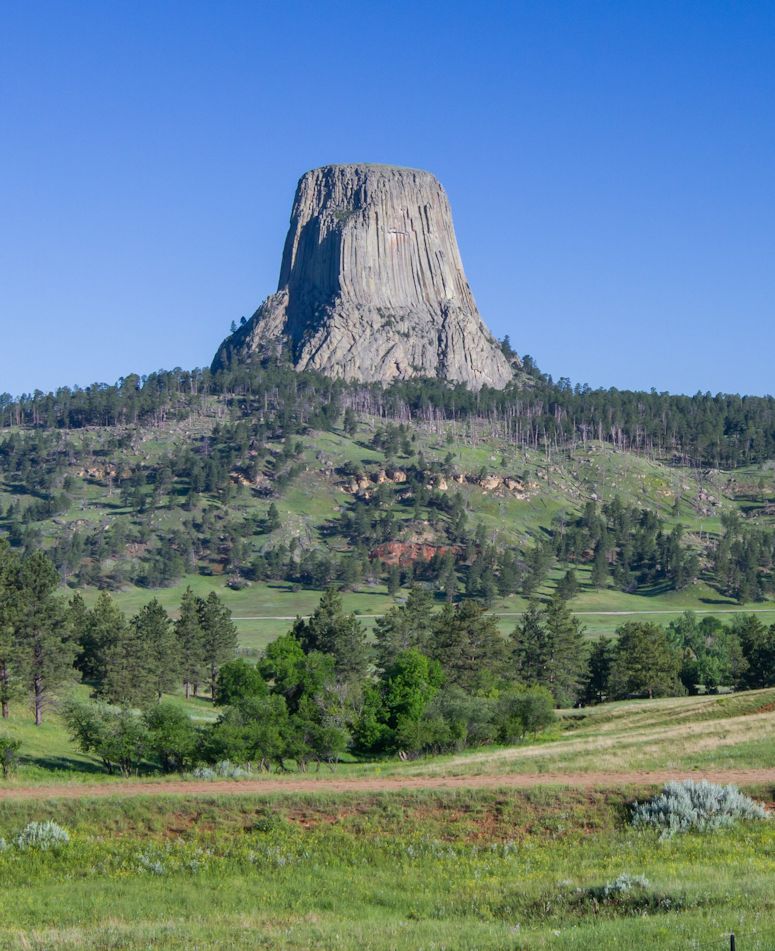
[{"x1": 213, "y1": 164, "x2": 515, "y2": 390}]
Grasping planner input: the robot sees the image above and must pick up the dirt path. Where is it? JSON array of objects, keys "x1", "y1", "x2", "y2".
[{"x1": 2, "y1": 768, "x2": 775, "y2": 801}]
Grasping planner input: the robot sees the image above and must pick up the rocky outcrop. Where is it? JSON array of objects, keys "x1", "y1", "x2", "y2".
[{"x1": 213, "y1": 164, "x2": 515, "y2": 390}]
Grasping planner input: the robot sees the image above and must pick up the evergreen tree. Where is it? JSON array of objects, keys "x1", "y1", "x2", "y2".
[
  {"x1": 386, "y1": 564, "x2": 401, "y2": 597},
  {"x1": 343, "y1": 407, "x2": 357, "y2": 436},
  {"x1": 199, "y1": 591, "x2": 238, "y2": 700},
  {"x1": 510, "y1": 597, "x2": 586, "y2": 706},
  {"x1": 608, "y1": 622, "x2": 682, "y2": 699},
  {"x1": 16, "y1": 552, "x2": 75, "y2": 725},
  {"x1": 590, "y1": 541, "x2": 609, "y2": 589},
  {"x1": 582, "y1": 637, "x2": 614, "y2": 704},
  {"x1": 292, "y1": 588, "x2": 367, "y2": 680},
  {"x1": 510, "y1": 602, "x2": 548, "y2": 685},
  {"x1": 0, "y1": 543, "x2": 22, "y2": 719},
  {"x1": 428, "y1": 601, "x2": 506, "y2": 693},
  {"x1": 265, "y1": 502, "x2": 281, "y2": 533},
  {"x1": 438, "y1": 554, "x2": 458, "y2": 602},
  {"x1": 101, "y1": 599, "x2": 176, "y2": 707},
  {"x1": 68, "y1": 593, "x2": 91, "y2": 676},
  {"x1": 176, "y1": 586, "x2": 204, "y2": 699},
  {"x1": 556, "y1": 568, "x2": 579, "y2": 601},
  {"x1": 142, "y1": 599, "x2": 179, "y2": 700},
  {"x1": 74, "y1": 591, "x2": 128, "y2": 688},
  {"x1": 373, "y1": 585, "x2": 434, "y2": 673},
  {"x1": 732, "y1": 614, "x2": 775, "y2": 689}
]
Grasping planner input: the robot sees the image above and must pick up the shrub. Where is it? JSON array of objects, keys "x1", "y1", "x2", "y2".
[
  {"x1": 0, "y1": 736, "x2": 21, "y2": 779},
  {"x1": 143, "y1": 702, "x2": 198, "y2": 772},
  {"x1": 632, "y1": 780, "x2": 767, "y2": 835},
  {"x1": 191, "y1": 759, "x2": 253, "y2": 780},
  {"x1": 62, "y1": 700, "x2": 148, "y2": 776},
  {"x1": 599, "y1": 874, "x2": 650, "y2": 898},
  {"x1": 494, "y1": 686, "x2": 556, "y2": 742},
  {"x1": 14, "y1": 821, "x2": 70, "y2": 851}
]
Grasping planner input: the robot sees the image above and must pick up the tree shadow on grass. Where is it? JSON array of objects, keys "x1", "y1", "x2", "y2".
[{"x1": 19, "y1": 754, "x2": 106, "y2": 776}]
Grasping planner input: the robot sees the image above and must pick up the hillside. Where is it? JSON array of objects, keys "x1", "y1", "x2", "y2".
[{"x1": 2, "y1": 365, "x2": 775, "y2": 648}]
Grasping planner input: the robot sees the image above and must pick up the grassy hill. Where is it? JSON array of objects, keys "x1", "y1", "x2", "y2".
[{"x1": 3, "y1": 395, "x2": 775, "y2": 649}]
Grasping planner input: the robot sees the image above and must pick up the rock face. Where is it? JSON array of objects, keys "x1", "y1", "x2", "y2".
[{"x1": 212, "y1": 164, "x2": 514, "y2": 390}]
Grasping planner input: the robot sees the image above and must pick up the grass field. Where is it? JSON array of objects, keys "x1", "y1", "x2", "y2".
[
  {"x1": 0, "y1": 786, "x2": 772, "y2": 949},
  {"x1": 2, "y1": 685, "x2": 775, "y2": 947}
]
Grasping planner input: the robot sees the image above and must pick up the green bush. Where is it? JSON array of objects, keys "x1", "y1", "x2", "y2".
[
  {"x1": 0, "y1": 736, "x2": 21, "y2": 779},
  {"x1": 494, "y1": 686, "x2": 556, "y2": 742}
]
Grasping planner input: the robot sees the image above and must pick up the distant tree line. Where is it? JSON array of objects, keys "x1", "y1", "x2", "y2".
[{"x1": 3, "y1": 351, "x2": 775, "y2": 467}]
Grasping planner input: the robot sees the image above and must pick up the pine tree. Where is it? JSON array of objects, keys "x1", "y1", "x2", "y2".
[
  {"x1": 428, "y1": 601, "x2": 506, "y2": 693},
  {"x1": 556, "y1": 568, "x2": 579, "y2": 601},
  {"x1": 176, "y1": 586, "x2": 204, "y2": 698},
  {"x1": 265, "y1": 502, "x2": 281, "y2": 533},
  {"x1": 0, "y1": 543, "x2": 22, "y2": 719},
  {"x1": 373, "y1": 585, "x2": 434, "y2": 672},
  {"x1": 511, "y1": 602, "x2": 551, "y2": 687},
  {"x1": 582, "y1": 637, "x2": 613, "y2": 704},
  {"x1": 510, "y1": 597, "x2": 586, "y2": 706},
  {"x1": 343, "y1": 407, "x2": 357, "y2": 436},
  {"x1": 73, "y1": 591, "x2": 128, "y2": 687},
  {"x1": 590, "y1": 541, "x2": 609, "y2": 589},
  {"x1": 100, "y1": 616, "x2": 158, "y2": 708},
  {"x1": 102, "y1": 599, "x2": 177, "y2": 707},
  {"x1": 293, "y1": 587, "x2": 367, "y2": 680},
  {"x1": 733, "y1": 615, "x2": 775, "y2": 689},
  {"x1": 608, "y1": 622, "x2": 682, "y2": 699},
  {"x1": 16, "y1": 552, "x2": 75, "y2": 725},
  {"x1": 386, "y1": 565, "x2": 401, "y2": 597},
  {"x1": 199, "y1": 591, "x2": 238, "y2": 700}
]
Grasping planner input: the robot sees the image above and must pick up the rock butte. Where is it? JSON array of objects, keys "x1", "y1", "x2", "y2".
[{"x1": 213, "y1": 164, "x2": 515, "y2": 390}]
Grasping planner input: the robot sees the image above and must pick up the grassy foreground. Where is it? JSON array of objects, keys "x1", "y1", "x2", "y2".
[
  {"x1": 0, "y1": 788, "x2": 772, "y2": 949},
  {"x1": 1, "y1": 691, "x2": 775, "y2": 948}
]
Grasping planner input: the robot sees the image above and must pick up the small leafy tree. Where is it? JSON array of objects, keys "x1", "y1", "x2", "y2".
[
  {"x1": 494, "y1": 686, "x2": 556, "y2": 741},
  {"x1": 215, "y1": 659, "x2": 267, "y2": 706},
  {"x1": 63, "y1": 700, "x2": 149, "y2": 775},
  {"x1": 143, "y1": 702, "x2": 198, "y2": 772}
]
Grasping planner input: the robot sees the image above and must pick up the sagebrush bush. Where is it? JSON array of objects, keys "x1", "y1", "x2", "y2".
[
  {"x1": 190, "y1": 760, "x2": 253, "y2": 780},
  {"x1": 14, "y1": 821, "x2": 70, "y2": 850},
  {"x1": 632, "y1": 780, "x2": 767, "y2": 835},
  {"x1": 601, "y1": 873, "x2": 650, "y2": 897}
]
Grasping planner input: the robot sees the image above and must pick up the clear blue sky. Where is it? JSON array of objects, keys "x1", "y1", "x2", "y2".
[{"x1": 2, "y1": 1, "x2": 774, "y2": 397}]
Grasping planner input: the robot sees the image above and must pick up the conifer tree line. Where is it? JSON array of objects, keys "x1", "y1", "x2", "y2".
[
  {"x1": 3, "y1": 354, "x2": 774, "y2": 605},
  {"x1": 4, "y1": 351, "x2": 775, "y2": 467},
  {"x1": 0, "y1": 541, "x2": 237, "y2": 724}
]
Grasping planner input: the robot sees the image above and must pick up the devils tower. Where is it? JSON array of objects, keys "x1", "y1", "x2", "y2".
[{"x1": 212, "y1": 164, "x2": 514, "y2": 390}]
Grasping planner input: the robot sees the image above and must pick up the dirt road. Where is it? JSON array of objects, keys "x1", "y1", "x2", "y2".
[{"x1": 1, "y1": 768, "x2": 775, "y2": 801}]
